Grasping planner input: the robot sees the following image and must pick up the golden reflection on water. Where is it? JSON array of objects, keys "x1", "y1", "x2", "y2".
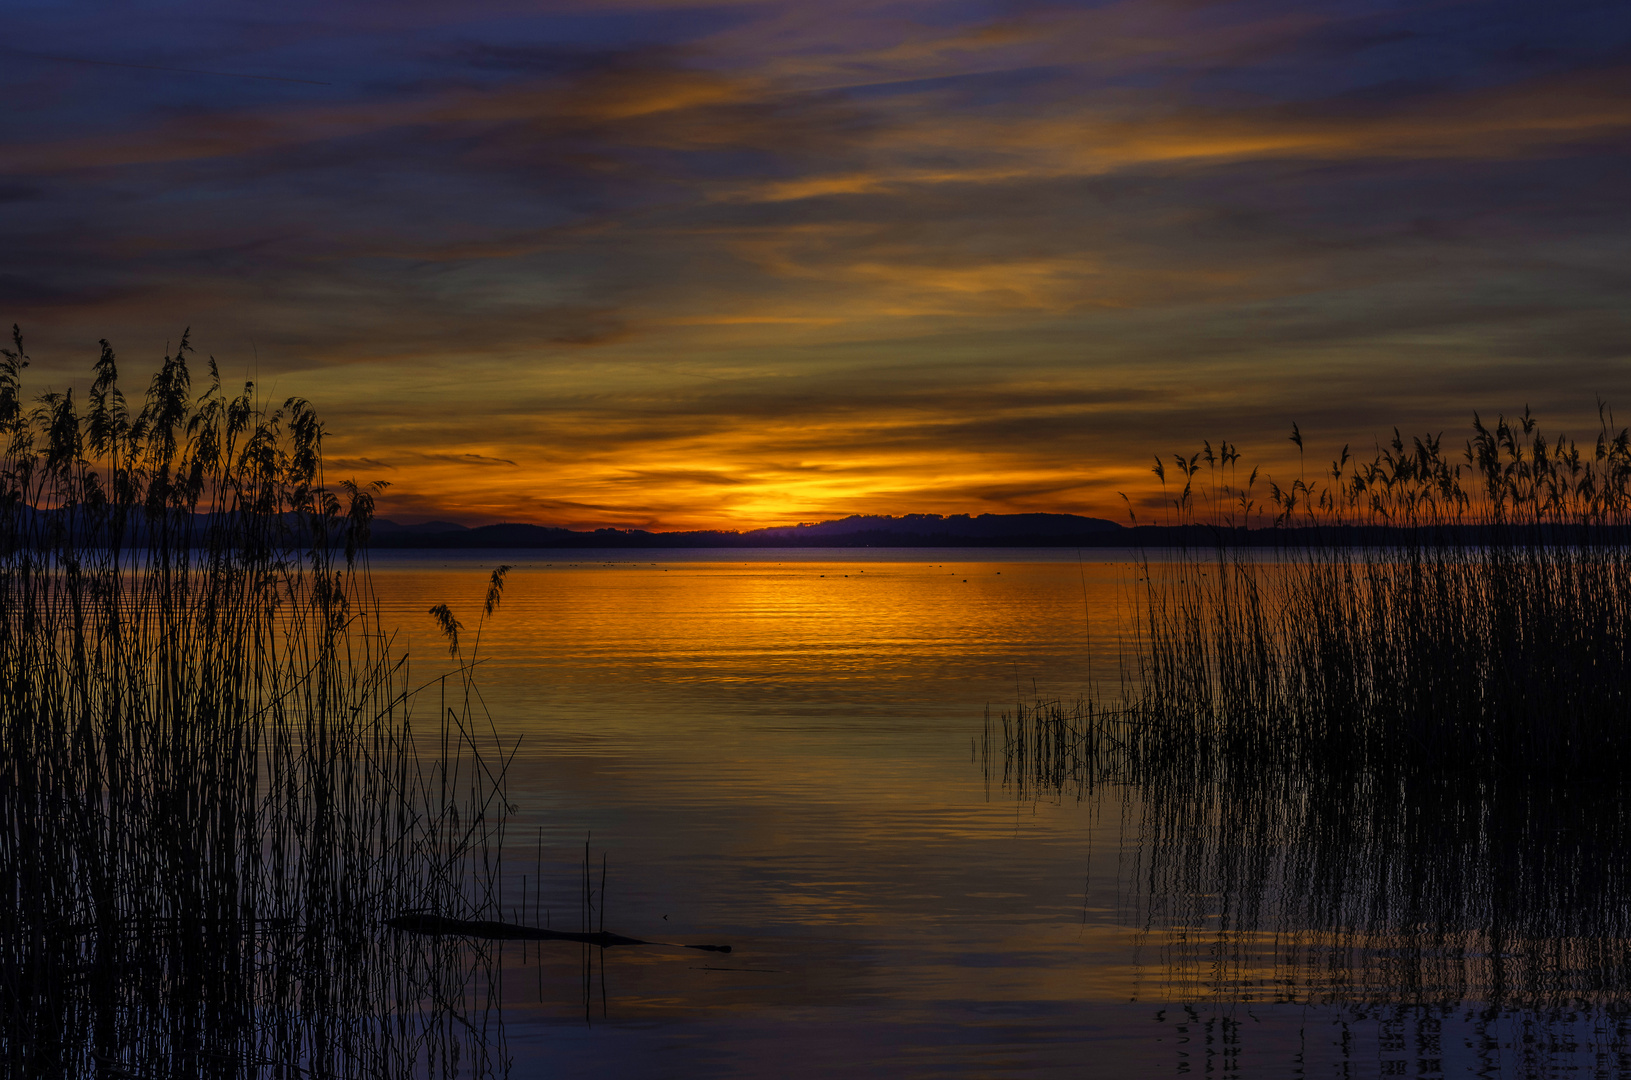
[
  {"x1": 371, "y1": 553, "x2": 1131, "y2": 724},
  {"x1": 357, "y1": 550, "x2": 1620, "y2": 1077},
  {"x1": 367, "y1": 552, "x2": 1137, "y2": 997}
]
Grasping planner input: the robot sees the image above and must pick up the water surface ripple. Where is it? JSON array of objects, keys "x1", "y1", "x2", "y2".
[{"x1": 369, "y1": 548, "x2": 1623, "y2": 1079}]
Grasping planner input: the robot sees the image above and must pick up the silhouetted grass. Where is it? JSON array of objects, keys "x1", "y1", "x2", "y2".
[
  {"x1": 0, "y1": 329, "x2": 512, "y2": 1076},
  {"x1": 988, "y1": 408, "x2": 1631, "y2": 1009}
]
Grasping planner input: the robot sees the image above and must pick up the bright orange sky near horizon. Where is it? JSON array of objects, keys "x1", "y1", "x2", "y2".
[{"x1": 7, "y1": 1, "x2": 1631, "y2": 531}]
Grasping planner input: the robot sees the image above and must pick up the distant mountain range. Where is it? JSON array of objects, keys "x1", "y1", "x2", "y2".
[
  {"x1": 367, "y1": 512, "x2": 1129, "y2": 548},
  {"x1": 4, "y1": 507, "x2": 1615, "y2": 551},
  {"x1": 368, "y1": 513, "x2": 1628, "y2": 549}
]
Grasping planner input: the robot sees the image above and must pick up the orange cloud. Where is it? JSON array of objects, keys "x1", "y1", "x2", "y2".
[
  {"x1": 7, "y1": 1, "x2": 1626, "y2": 533},
  {"x1": 711, "y1": 68, "x2": 1631, "y2": 212}
]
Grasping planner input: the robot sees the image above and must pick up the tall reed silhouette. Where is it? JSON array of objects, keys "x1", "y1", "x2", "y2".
[
  {"x1": 988, "y1": 408, "x2": 1631, "y2": 1009},
  {"x1": 0, "y1": 328, "x2": 512, "y2": 1076}
]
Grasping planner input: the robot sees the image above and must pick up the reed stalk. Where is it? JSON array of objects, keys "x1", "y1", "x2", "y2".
[
  {"x1": 988, "y1": 408, "x2": 1631, "y2": 1009},
  {"x1": 0, "y1": 328, "x2": 511, "y2": 1077}
]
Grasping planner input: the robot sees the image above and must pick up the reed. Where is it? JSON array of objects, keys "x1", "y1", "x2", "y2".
[
  {"x1": 988, "y1": 407, "x2": 1631, "y2": 1009},
  {"x1": 0, "y1": 328, "x2": 511, "y2": 1076}
]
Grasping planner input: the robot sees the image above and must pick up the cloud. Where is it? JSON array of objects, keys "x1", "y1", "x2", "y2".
[
  {"x1": 4, "y1": 0, "x2": 1629, "y2": 528},
  {"x1": 328, "y1": 456, "x2": 397, "y2": 470},
  {"x1": 419, "y1": 452, "x2": 519, "y2": 467}
]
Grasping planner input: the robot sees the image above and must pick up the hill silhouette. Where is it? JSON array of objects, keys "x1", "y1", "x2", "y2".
[{"x1": 367, "y1": 512, "x2": 1126, "y2": 549}]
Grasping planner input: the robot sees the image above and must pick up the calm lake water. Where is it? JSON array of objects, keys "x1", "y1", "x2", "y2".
[{"x1": 369, "y1": 548, "x2": 1627, "y2": 1079}]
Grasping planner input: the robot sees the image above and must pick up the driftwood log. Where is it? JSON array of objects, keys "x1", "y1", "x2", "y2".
[{"x1": 386, "y1": 913, "x2": 731, "y2": 952}]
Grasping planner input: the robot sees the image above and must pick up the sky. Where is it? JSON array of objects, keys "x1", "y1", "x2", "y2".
[{"x1": 5, "y1": 0, "x2": 1631, "y2": 530}]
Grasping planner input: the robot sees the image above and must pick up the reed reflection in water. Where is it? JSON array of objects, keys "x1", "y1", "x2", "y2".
[
  {"x1": 994, "y1": 689, "x2": 1631, "y2": 1010},
  {"x1": 988, "y1": 416, "x2": 1631, "y2": 1074},
  {"x1": 214, "y1": 542, "x2": 1629, "y2": 1078}
]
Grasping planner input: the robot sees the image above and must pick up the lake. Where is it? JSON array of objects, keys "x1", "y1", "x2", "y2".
[{"x1": 367, "y1": 548, "x2": 1630, "y2": 1079}]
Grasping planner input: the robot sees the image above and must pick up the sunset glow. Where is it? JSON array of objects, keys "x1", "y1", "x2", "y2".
[
  {"x1": 7, "y1": 1, "x2": 1629, "y2": 529},
  {"x1": 10, "y1": 5, "x2": 1631, "y2": 1071}
]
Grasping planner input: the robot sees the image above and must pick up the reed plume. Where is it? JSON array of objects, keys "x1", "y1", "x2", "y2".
[
  {"x1": 0, "y1": 328, "x2": 511, "y2": 1077},
  {"x1": 989, "y1": 407, "x2": 1631, "y2": 1010}
]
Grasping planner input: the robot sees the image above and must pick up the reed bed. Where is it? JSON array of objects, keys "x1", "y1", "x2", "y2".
[
  {"x1": 988, "y1": 409, "x2": 1631, "y2": 1010},
  {"x1": 0, "y1": 329, "x2": 512, "y2": 1077}
]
